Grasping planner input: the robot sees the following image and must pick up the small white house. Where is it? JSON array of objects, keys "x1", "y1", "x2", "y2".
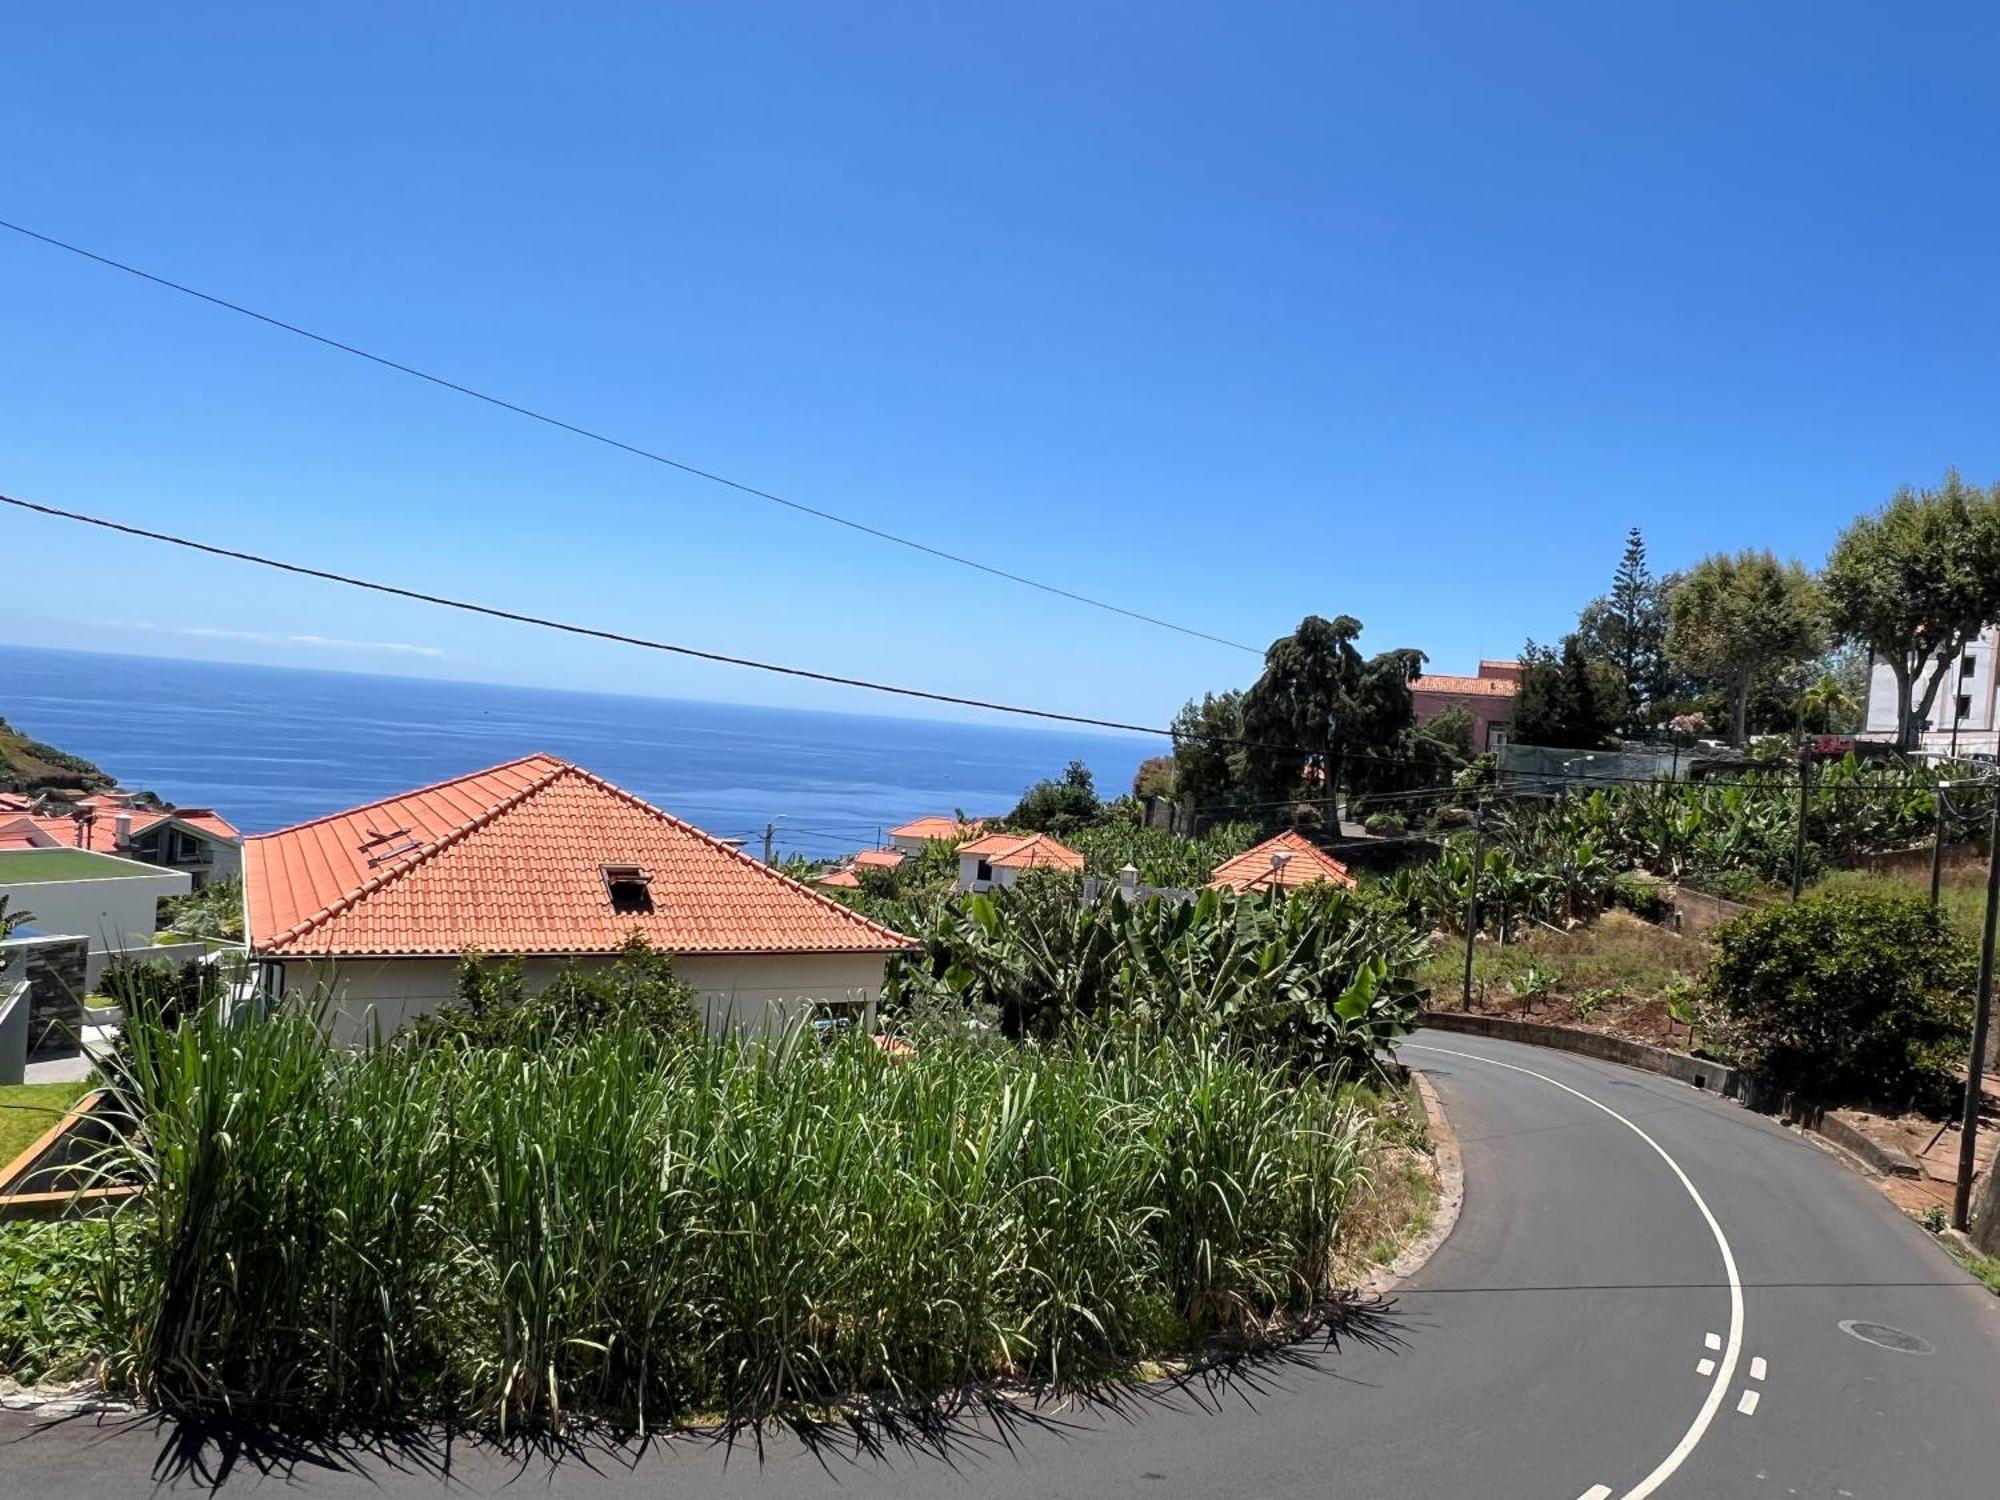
[
  {"x1": 0, "y1": 846, "x2": 190, "y2": 989},
  {"x1": 243, "y1": 755, "x2": 918, "y2": 1044},
  {"x1": 953, "y1": 831, "x2": 1085, "y2": 892}
]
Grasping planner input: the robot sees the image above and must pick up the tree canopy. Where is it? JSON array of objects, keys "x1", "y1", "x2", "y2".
[
  {"x1": 1238, "y1": 615, "x2": 1424, "y2": 811},
  {"x1": 1007, "y1": 759, "x2": 1102, "y2": 833},
  {"x1": 1665, "y1": 550, "x2": 1824, "y2": 746},
  {"x1": 1823, "y1": 470, "x2": 2000, "y2": 749},
  {"x1": 1512, "y1": 636, "x2": 1624, "y2": 749}
]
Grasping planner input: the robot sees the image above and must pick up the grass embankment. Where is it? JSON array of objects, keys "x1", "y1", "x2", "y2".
[
  {"x1": 1415, "y1": 909, "x2": 1709, "y2": 1048},
  {"x1": 0, "y1": 1082, "x2": 89, "y2": 1172},
  {"x1": 0, "y1": 1011, "x2": 1416, "y2": 1432}
]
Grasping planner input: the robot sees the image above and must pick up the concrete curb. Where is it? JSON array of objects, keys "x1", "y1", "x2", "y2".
[
  {"x1": 1364, "y1": 1069, "x2": 1463, "y2": 1295},
  {"x1": 1419, "y1": 1010, "x2": 1749, "y2": 1099},
  {"x1": 1790, "y1": 1105, "x2": 1922, "y2": 1179},
  {"x1": 1418, "y1": 1009, "x2": 1929, "y2": 1181}
]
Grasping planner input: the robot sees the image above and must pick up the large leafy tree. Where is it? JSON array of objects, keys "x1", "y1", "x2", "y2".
[
  {"x1": 1238, "y1": 615, "x2": 1423, "y2": 815},
  {"x1": 1666, "y1": 550, "x2": 1824, "y2": 747},
  {"x1": 1169, "y1": 690, "x2": 1246, "y2": 813},
  {"x1": 1512, "y1": 635, "x2": 1623, "y2": 749},
  {"x1": 1008, "y1": 759, "x2": 1101, "y2": 833},
  {"x1": 1823, "y1": 471, "x2": 2000, "y2": 750},
  {"x1": 1575, "y1": 528, "x2": 1679, "y2": 732}
]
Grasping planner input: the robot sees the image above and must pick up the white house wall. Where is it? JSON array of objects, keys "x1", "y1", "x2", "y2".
[
  {"x1": 277, "y1": 950, "x2": 891, "y2": 1046},
  {"x1": 1866, "y1": 627, "x2": 2000, "y2": 753},
  {"x1": 0, "y1": 863, "x2": 187, "y2": 989}
]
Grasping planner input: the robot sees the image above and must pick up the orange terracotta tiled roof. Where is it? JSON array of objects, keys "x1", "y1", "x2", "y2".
[
  {"x1": 1208, "y1": 830, "x2": 1356, "y2": 892},
  {"x1": 852, "y1": 848, "x2": 906, "y2": 869},
  {"x1": 1413, "y1": 673, "x2": 1517, "y2": 699},
  {"x1": 243, "y1": 754, "x2": 917, "y2": 959},
  {"x1": 815, "y1": 869, "x2": 863, "y2": 890},
  {"x1": 957, "y1": 829, "x2": 1086, "y2": 872},
  {"x1": 27, "y1": 805, "x2": 240, "y2": 853},
  {"x1": 889, "y1": 814, "x2": 987, "y2": 842},
  {"x1": 0, "y1": 794, "x2": 34, "y2": 813}
]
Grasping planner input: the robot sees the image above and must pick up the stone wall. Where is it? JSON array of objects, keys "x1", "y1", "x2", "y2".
[{"x1": 0, "y1": 934, "x2": 88, "y2": 1057}]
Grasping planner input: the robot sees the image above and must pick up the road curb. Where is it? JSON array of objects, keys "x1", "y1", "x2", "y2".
[
  {"x1": 1364, "y1": 1067, "x2": 1463, "y2": 1295},
  {"x1": 1418, "y1": 1010, "x2": 1931, "y2": 1181},
  {"x1": 1419, "y1": 1009, "x2": 1750, "y2": 1099}
]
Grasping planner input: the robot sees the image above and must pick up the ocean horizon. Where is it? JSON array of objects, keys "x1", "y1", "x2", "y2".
[{"x1": 0, "y1": 645, "x2": 1154, "y2": 861}]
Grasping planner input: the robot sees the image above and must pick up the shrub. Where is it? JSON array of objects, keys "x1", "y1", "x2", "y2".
[
  {"x1": 1610, "y1": 871, "x2": 1673, "y2": 923},
  {"x1": 1428, "y1": 806, "x2": 1474, "y2": 832},
  {"x1": 1683, "y1": 867, "x2": 1766, "y2": 905},
  {"x1": 156, "y1": 876, "x2": 244, "y2": 941},
  {"x1": 1363, "y1": 811, "x2": 1407, "y2": 836},
  {"x1": 1705, "y1": 883, "x2": 1973, "y2": 1110},
  {"x1": 404, "y1": 937, "x2": 700, "y2": 1049}
]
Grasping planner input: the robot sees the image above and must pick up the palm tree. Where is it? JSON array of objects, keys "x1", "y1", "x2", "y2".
[
  {"x1": 1798, "y1": 672, "x2": 1860, "y2": 735},
  {"x1": 0, "y1": 893, "x2": 33, "y2": 939}
]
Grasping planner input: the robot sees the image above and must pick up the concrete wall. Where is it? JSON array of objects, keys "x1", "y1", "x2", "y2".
[
  {"x1": 0, "y1": 858, "x2": 188, "y2": 979},
  {"x1": 272, "y1": 949, "x2": 892, "y2": 1046}
]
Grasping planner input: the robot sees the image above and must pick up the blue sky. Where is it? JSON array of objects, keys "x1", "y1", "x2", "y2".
[{"x1": 4, "y1": 3, "x2": 1998, "y2": 728}]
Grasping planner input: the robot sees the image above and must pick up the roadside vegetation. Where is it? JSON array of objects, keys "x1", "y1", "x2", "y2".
[
  {"x1": 0, "y1": 991, "x2": 1408, "y2": 1433},
  {"x1": 0, "y1": 1081, "x2": 89, "y2": 1170}
]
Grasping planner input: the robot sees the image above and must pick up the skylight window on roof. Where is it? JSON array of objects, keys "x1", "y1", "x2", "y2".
[{"x1": 603, "y1": 864, "x2": 654, "y2": 914}]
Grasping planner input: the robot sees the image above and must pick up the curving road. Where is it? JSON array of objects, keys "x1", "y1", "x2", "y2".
[{"x1": 7, "y1": 1031, "x2": 1999, "y2": 1496}]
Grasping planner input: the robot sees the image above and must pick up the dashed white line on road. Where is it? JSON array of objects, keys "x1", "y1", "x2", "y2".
[
  {"x1": 1407, "y1": 1044, "x2": 1745, "y2": 1500},
  {"x1": 1577, "y1": 1487, "x2": 1613, "y2": 1500},
  {"x1": 1749, "y1": 1356, "x2": 1767, "y2": 1381},
  {"x1": 1737, "y1": 1389, "x2": 1761, "y2": 1416},
  {"x1": 1696, "y1": 1358, "x2": 1715, "y2": 1377},
  {"x1": 1705, "y1": 1332, "x2": 1722, "y2": 1351}
]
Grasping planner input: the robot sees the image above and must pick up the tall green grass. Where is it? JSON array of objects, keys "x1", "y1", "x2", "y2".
[{"x1": 92, "y1": 1007, "x2": 1378, "y2": 1433}]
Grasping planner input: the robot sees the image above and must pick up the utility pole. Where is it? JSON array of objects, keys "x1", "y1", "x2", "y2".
[
  {"x1": 762, "y1": 820, "x2": 778, "y2": 865},
  {"x1": 1932, "y1": 780, "x2": 1949, "y2": 907},
  {"x1": 1791, "y1": 745, "x2": 1813, "y2": 900},
  {"x1": 1953, "y1": 780, "x2": 2000, "y2": 1231},
  {"x1": 1461, "y1": 804, "x2": 1486, "y2": 1010}
]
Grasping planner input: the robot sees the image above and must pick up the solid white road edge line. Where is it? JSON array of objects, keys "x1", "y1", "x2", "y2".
[
  {"x1": 1696, "y1": 1358, "x2": 1715, "y2": 1377},
  {"x1": 1748, "y1": 1356, "x2": 1766, "y2": 1381},
  {"x1": 1736, "y1": 1389, "x2": 1760, "y2": 1416},
  {"x1": 1405, "y1": 1044, "x2": 1746, "y2": 1500}
]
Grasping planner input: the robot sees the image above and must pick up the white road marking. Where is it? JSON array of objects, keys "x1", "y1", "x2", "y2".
[
  {"x1": 1748, "y1": 1356, "x2": 1766, "y2": 1381},
  {"x1": 1577, "y1": 1487, "x2": 1614, "y2": 1500},
  {"x1": 1407, "y1": 1043, "x2": 1746, "y2": 1500},
  {"x1": 1704, "y1": 1331, "x2": 1722, "y2": 1351},
  {"x1": 1696, "y1": 1358, "x2": 1715, "y2": 1377},
  {"x1": 1737, "y1": 1388, "x2": 1761, "y2": 1416}
]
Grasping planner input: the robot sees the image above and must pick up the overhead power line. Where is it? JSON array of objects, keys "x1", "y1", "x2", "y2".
[
  {"x1": 0, "y1": 489, "x2": 1268, "y2": 744},
  {"x1": 0, "y1": 217, "x2": 1260, "y2": 656}
]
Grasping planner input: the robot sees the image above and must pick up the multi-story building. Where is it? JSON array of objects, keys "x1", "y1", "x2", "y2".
[{"x1": 1862, "y1": 629, "x2": 2000, "y2": 755}]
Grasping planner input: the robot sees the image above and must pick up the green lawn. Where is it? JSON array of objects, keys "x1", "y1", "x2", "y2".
[
  {"x1": 0, "y1": 848, "x2": 154, "y2": 883},
  {"x1": 0, "y1": 1082, "x2": 90, "y2": 1172}
]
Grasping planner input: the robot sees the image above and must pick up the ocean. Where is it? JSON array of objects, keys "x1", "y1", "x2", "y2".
[{"x1": 0, "y1": 646, "x2": 1153, "y2": 861}]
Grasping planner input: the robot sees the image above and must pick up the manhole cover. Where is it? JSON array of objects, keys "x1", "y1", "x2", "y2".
[{"x1": 1838, "y1": 1320, "x2": 1935, "y2": 1355}]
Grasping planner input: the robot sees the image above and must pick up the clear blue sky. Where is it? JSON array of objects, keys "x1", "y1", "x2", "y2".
[{"x1": 4, "y1": 3, "x2": 1997, "y2": 728}]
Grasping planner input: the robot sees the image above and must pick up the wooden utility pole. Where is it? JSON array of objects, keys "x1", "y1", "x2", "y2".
[
  {"x1": 1953, "y1": 782, "x2": 2000, "y2": 1232},
  {"x1": 1461, "y1": 805, "x2": 1486, "y2": 1010},
  {"x1": 1791, "y1": 745, "x2": 1812, "y2": 900},
  {"x1": 762, "y1": 820, "x2": 778, "y2": 865}
]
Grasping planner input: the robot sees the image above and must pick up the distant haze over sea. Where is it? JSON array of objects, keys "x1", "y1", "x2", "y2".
[{"x1": 0, "y1": 646, "x2": 1152, "y2": 861}]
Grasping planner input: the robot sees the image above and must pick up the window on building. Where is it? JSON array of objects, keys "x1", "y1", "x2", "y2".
[
  {"x1": 1957, "y1": 695, "x2": 1973, "y2": 722},
  {"x1": 1963, "y1": 656, "x2": 1978, "y2": 679},
  {"x1": 602, "y1": 864, "x2": 654, "y2": 914},
  {"x1": 975, "y1": 859, "x2": 993, "y2": 883}
]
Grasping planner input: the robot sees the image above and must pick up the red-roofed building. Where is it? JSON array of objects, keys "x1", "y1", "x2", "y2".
[
  {"x1": 25, "y1": 796, "x2": 241, "y2": 887},
  {"x1": 243, "y1": 755, "x2": 916, "y2": 1042},
  {"x1": 887, "y1": 815, "x2": 987, "y2": 854},
  {"x1": 1207, "y1": 830, "x2": 1356, "y2": 894},
  {"x1": 1413, "y1": 660, "x2": 1520, "y2": 752},
  {"x1": 953, "y1": 830, "x2": 1085, "y2": 891}
]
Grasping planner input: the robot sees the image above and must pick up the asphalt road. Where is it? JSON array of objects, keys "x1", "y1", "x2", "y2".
[{"x1": 6, "y1": 1030, "x2": 1998, "y2": 1497}]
